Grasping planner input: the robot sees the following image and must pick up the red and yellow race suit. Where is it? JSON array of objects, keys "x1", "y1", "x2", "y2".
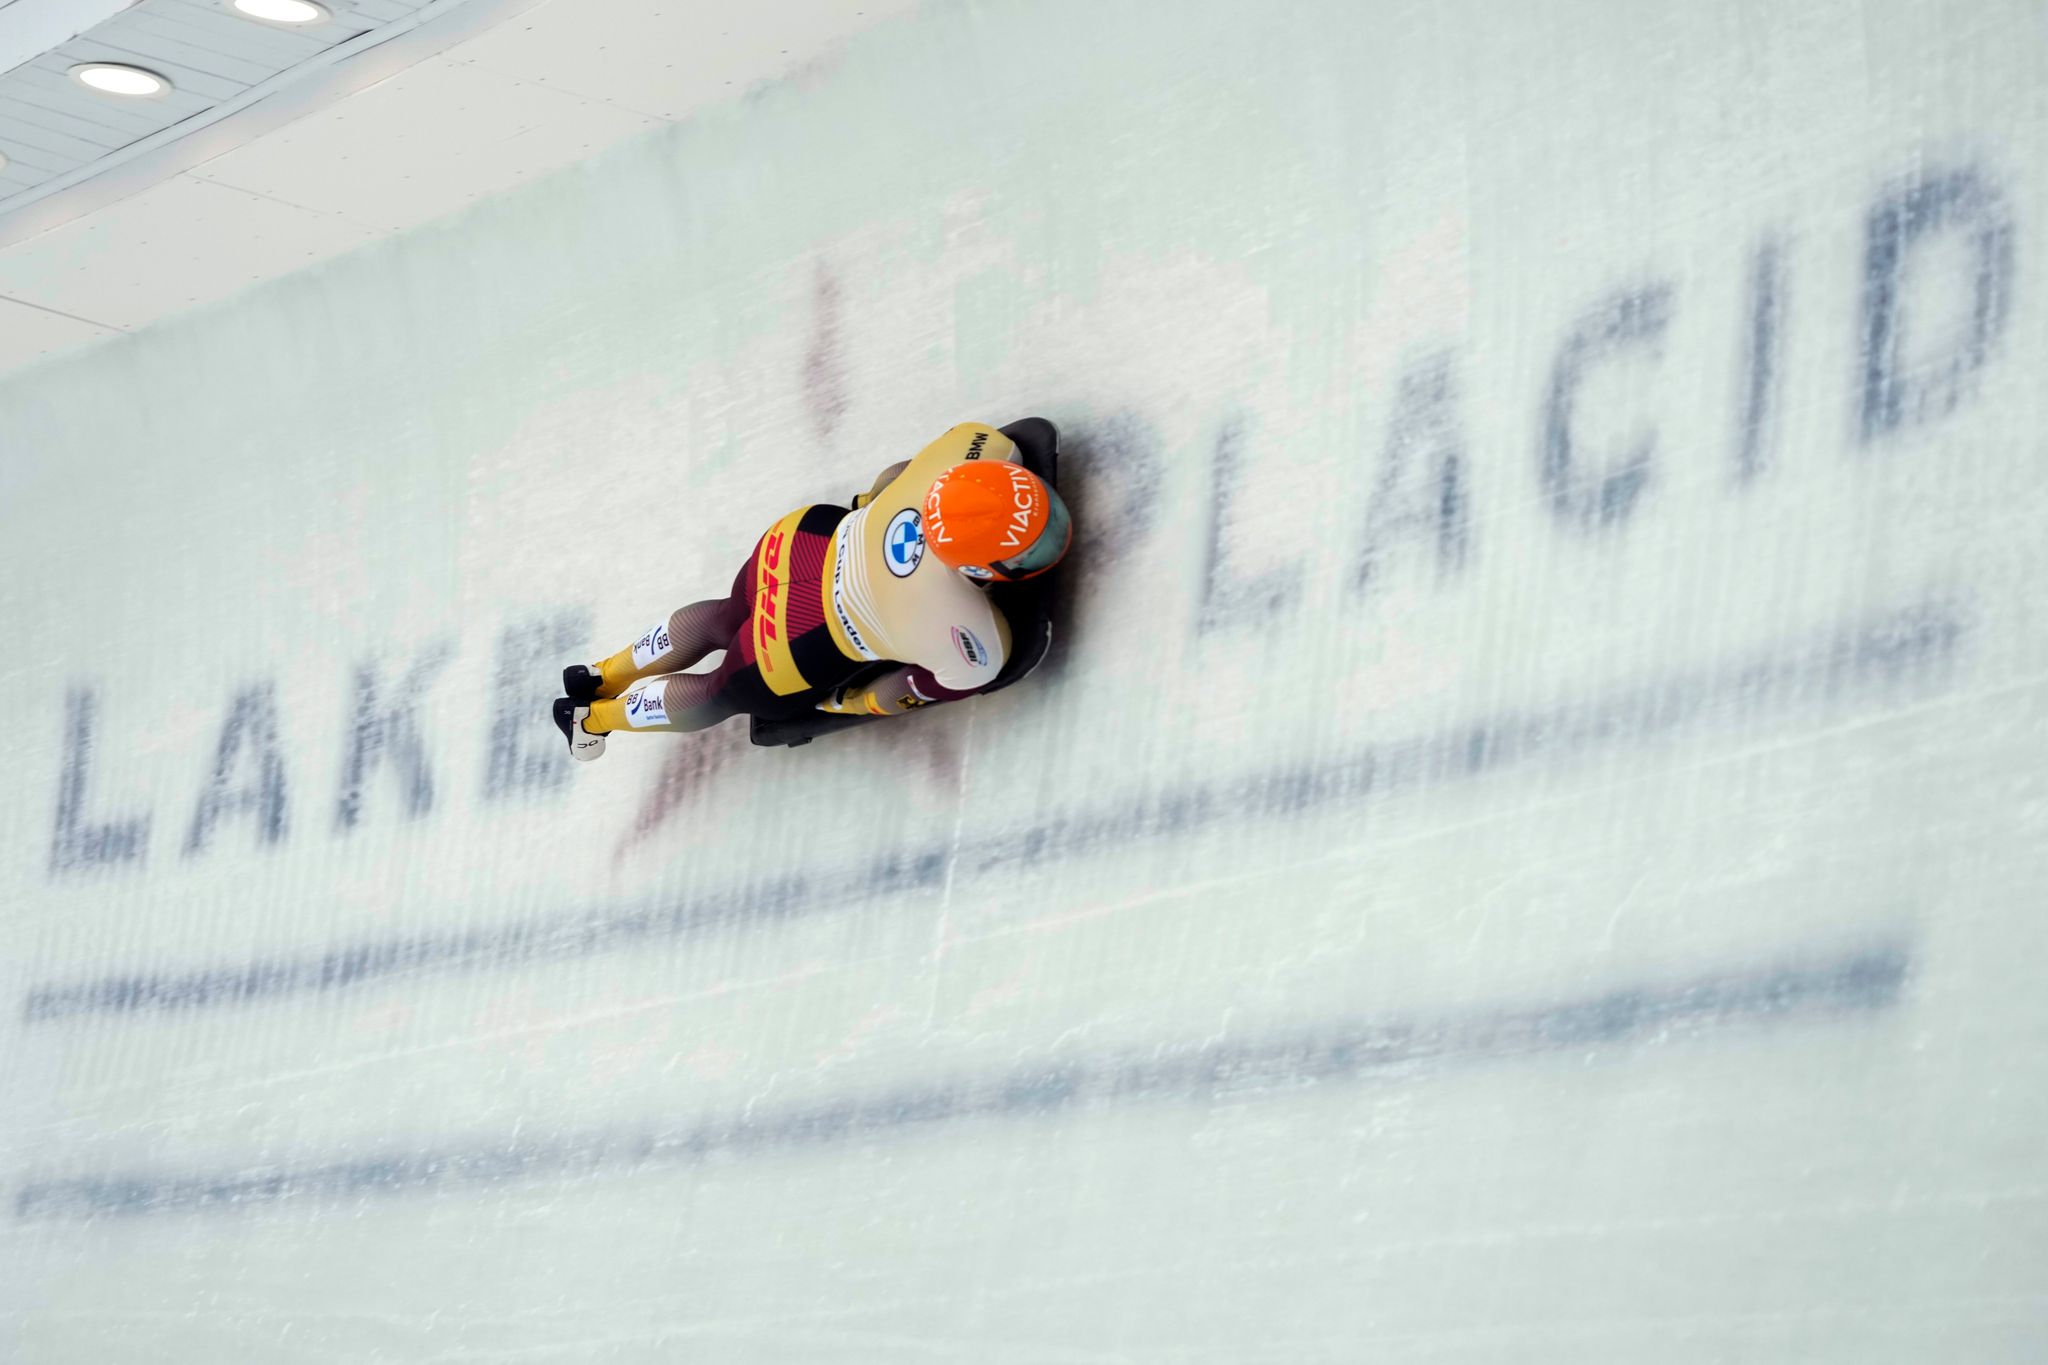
[
  {"x1": 583, "y1": 422, "x2": 1021, "y2": 733},
  {"x1": 746, "y1": 421, "x2": 1018, "y2": 716}
]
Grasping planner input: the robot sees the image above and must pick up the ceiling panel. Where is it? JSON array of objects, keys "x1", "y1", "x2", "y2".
[
  {"x1": 4, "y1": 58, "x2": 201, "y2": 134},
  {"x1": 348, "y1": 0, "x2": 431, "y2": 22},
  {"x1": 83, "y1": 29, "x2": 281, "y2": 88},
  {"x1": 0, "y1": 171, "x2": 380, "y2": 326},
  {"x1": 191, "y1": 54, "x2": 662, "y2": 231},
  {"x1": 2, "y1": 111, "x2": 115, "y2": 163},
  {"x1": 39, "y1": 40, "x2": 252, "y2": 105},
  {"x1": 0, "y1": 91, "x2": 133, "y2": 149},
  {"x1": 0, "y1": 0, "x2": 919, "y2": 379},
  {"x1": 0, "y1": 144, "x2": 67, "y2": 192},
  {"x1": 448, "y1": 0, "x2": 923, "y2": 120},
  {"x1": 121, "y1": 1, "x2": 337, "y2": 65},
  {"x1": 0, "y1": 0, "x2": 407, "y2": 218},
  {"x1": 0, "y1": 0, "x2": 130, "y2": 74},
  {"x1": 5, "y1": 53, "x2": 175, "y2": 124},
  {"x1": 0, "y1": 293, "x2": 116, "y2": 370}
]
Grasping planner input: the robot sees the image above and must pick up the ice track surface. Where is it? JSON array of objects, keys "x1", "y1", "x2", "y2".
[{"x1": 3, "y1": 0, "x2": 2046, "y2": 1359}]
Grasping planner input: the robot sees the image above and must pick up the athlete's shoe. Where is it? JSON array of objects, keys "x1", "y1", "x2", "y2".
[
  {"x1": 553, "y1": 697, "x2": 606, "y2": 762},
  {"x1": 563, "y1": 663, "x2": 605, "y2": 704}
]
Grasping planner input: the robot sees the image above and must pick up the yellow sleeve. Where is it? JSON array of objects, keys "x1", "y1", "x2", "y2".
[
  {"x1": 851, "y1": 461, "x2": 908, "y2": 510},
  {"x1": 818, "y1": 608, "x2": 1012, "y2": 715},
  {"x1": 872, "y1": 422, "x2": 1017, "y2": 505},
  {"x1": 818, "y1": 666, "x2": 930, "y2": 716}
]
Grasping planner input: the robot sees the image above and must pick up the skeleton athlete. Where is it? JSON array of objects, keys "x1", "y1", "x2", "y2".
[{"x1": 555, "y1": 420, "x2": 1072, "y2": 760}]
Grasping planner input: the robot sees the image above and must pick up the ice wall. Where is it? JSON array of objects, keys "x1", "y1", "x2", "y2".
[{"x1": 3, "y1": 0, "x2": 2044, "y2": 1359}]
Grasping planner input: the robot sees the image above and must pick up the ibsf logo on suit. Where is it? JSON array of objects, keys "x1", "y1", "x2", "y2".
[
  {"x1": 885, "y1": 508, "x2": 925, "y2": 577},
  {"x1": 951, "y1": 626, "x2": 987, "y2": 668}
]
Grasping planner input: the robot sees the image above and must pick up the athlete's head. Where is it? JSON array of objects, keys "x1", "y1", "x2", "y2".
[{"x1": 922, "y1": 460, "x2": 1072, "y2": 582}]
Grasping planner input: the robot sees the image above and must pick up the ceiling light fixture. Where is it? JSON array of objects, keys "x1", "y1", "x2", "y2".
[
  {"x1": 70, "y1": 63, "x2": 172, "y2": 98},
  {"x1": 231, "y1": 0, "x2": 331, "y2": 23}
]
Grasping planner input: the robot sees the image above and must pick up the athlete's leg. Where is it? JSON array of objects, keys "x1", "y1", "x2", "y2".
[
  {"x1": 583, "y1": 668, "x2": 742, "y2": 735},
  {"x1": 586, "y1": 562, "x2": 752, "y2": 698}
]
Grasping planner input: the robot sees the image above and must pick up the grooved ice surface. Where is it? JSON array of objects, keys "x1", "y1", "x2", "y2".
[{"x1": 3, "y1": 0, "x2": 2045, "y2": 1359}]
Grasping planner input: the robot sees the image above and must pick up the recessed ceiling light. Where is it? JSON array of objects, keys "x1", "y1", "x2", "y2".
[
  {"x1": 232, "y1": 0, "x2": 331, "y2": 23},
  {"x1": 70, "y1": 63, "x2": 172, "y2": 98}
]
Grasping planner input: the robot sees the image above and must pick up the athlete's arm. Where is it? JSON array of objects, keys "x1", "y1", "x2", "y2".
[
  {"x1": 851, "y1": 460, "x2": 910, "y2": 510},
  {"x1": 818, "y1": 603, "x2": 1014, "y2": 716},
  {"x1": 818, "y1": 665, "x2": 974, "y2": 716}
]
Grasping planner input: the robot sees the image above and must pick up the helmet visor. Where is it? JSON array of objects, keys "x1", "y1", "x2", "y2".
[{"x1": 991, "y1": 484, "x2": 1072, "y2": 579}]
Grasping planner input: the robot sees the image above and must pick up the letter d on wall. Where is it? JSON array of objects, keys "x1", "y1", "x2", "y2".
[{"x1": 1859, "y1": 166, "x2": 2015, "y2": 443}]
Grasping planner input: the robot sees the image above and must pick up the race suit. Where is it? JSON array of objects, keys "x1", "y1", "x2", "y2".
[{"x1": 581, "y1": 422, "x2": 1019, "y2": 735}]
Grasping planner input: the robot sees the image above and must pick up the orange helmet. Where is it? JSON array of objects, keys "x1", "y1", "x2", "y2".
[{"x1": 922, "y1": 460, "x2": 1072, "y2": 582}]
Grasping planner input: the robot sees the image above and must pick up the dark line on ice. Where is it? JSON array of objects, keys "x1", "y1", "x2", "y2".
[
  {"x1": 1737, "y1": 237, "x2": 1785, "y2": 481},
  {"x1": 13, "y1": 942, "x2": 1910, "y2": 1221},
  {"x1": 21, "y1": 599, "x2": 1964, "y2": 1025}
]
